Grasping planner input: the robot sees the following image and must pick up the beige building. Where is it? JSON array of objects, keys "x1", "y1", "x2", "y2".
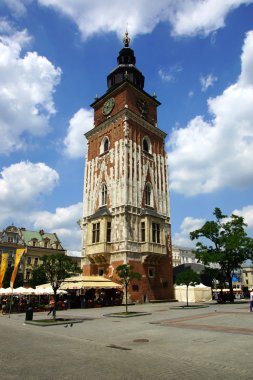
[
  {"x1": 241, "y1": 265, "x2": 253, "y2": 290},
  {"x1": 0, "y1": 225, "x2": 66, "y2": 286},
  {"x1": 172, "y1": 245, "x2": 198, "y2": 267}
]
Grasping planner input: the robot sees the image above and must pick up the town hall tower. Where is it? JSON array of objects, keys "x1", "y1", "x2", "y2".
[{"x1": 81, "y1": 33, "x2": 173, "y2": 302}]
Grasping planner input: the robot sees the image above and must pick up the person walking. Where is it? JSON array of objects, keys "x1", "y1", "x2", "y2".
[
  {"x1": 48, "y1": 298, "x2": 55, "y2": 316},
  {"x1": 249, "y1": 290, "x2": 253, "y2": 312}
]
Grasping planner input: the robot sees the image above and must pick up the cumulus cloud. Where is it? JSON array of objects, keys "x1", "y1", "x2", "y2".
[
  {"x1": 2, "y1": 0, "x2": 30, "y2": 17},
  {"x1": 168, "y1": 30, "x2": 253, "y2": 196},
  {"x1": 0, "y1": 161, "x2": 59, "y2": 223},
  {"x1": 232, "y1": 205, "x2": 253, "y2": 232},
  {"x1": 0, "y1": 23, "x2": 61, "y2": 155},
  {"x1": 37, "y1": 0, "x2": 253, "y2": 39},
  {"x1": 200, "y1": 73, "x2": 217, "y2": 92},
  {"x1": 30, "y1": 203, "x2": 83, "y2": 251},
  {"x1": 63, "y1": 108, "x2": 93, "y2": 159},
  {"x1": 172, "y1": 216, "x2": 206, "y2": 247}
]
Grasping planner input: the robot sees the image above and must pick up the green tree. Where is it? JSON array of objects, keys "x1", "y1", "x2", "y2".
[
  {"x1": 41, "y1": 253, "x2": 82, "y2": 318},
  {"x1": 116, "y1": 264, "x2": 141, "y2": 313},
  {"x1": 175, "y1": 268, "x2": 200, "y2": 307},
  {"x1": 190, "y1": 207, "x2": 253, "y2": 303},
  {"x1": 30, "y1": 266, "x2": 48, "y2": 288}
]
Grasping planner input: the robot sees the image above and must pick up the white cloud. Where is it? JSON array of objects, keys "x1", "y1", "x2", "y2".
[
  {"x1": 200, "y1": 73, "x2": 217, "y2": 92},
  {"x1": 2, "y1": 0, "x2": 30, "y2": 17},
  {"x1": 158, "y1": 65, "x2": 182, "y2": 83},
  {"x1": 0, "y1": 161, "x2": 59, "y2": 224},
  {"x1": 37, "y1": 0, "x2": 253, "y2": 39},
  {"x1": 232, "y1": 205, "x2": 253, "y2": 232},
  {"x1": 173, "y1": 216, "x2": 205, "y2": 247},
  {"x1": 30, "y1": 203, "x2": 83, "y2": 251},
  {"x1": 63, "y1": 108, "x2": 93, "y2": 159},
  {"x1": 168, "y1": 30, "x2": 253, "y2": 196},
  {"x1": 0, "y1": 23, "x2": 61, "y2": 155}
]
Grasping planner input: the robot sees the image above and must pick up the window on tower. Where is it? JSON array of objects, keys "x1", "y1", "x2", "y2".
[
  {"x1": 100, "y1": 136, "x2": 110, "y2": 155},
  {"x1": 142, "y1": 136, "x2": 152, "y2": 154},
  {"x1": 101, "y1": 184, "x2": 107, "y2": 205},
  {"x1": 141, "y1": 222, "x2": 145, "y2": 242},
  {"x1": 92, "y1": 223, "x2": 100, "y2": 243},
  {"x1": 107, "y1": 221, "x2": 111, "y2": 242},
  {"x1": 144, "y1": 183, "x2": 154, "y2": 207},
  {"x1": 152, "y1": 223, "x2": 160, "y2": 243}
]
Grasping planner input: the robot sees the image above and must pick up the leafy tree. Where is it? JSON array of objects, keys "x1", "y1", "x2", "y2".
[
  {"x1": 175, "y1": 268, "x2": 200, "y2": 306},
  {"x1": 190, "y1": 207, "x2": 253, "y2": 303},
  {"x1": 3, "y1": 267, "x2": 23, "y2": 288},
  {"x1": 30, "y1": 266, "x2": 48, "y2": 288},
  {"x1": 116, "y1": 264, "x2": 141, "y2": 313},
  {"x1": 41, "y1": 253, "x2": 82, "y2": 318}
]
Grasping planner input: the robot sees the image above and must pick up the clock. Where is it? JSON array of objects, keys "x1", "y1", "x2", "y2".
[{"x1": 103, "y1": 97, "x2": 115, "y2": 115}]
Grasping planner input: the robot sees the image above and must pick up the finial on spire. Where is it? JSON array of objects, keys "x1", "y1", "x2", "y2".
[{"x1": 123, "y1": 30, "x2": 130, "y2": 47}]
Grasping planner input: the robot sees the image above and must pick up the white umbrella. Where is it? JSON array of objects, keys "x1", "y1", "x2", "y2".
[
  {"x1": 13, "y1": 287, "x2": 35, "y2": 295},
  {"x1": 0, "y1": 287, "x2": 13, "y2": 295}
]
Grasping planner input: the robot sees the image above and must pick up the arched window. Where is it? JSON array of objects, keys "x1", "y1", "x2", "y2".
[
  {"x1": 100, "y1": 136, "x2": 110, "y2": 154},
  {"x1": 101, "y1": 184, "x2": 107, "y2": 205},
  {"x1": 142, "y1": 136, "x2": 151, "y2": 154},
  {"x1": 145, "y1": 183, "x2": 152, "y2": 206},
  {"x1": 104, "y1": 138, "x2": 109, "y2": 152}
]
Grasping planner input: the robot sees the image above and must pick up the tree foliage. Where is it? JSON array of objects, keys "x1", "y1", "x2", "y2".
[
  {"x1": 41, "y1": 253, "x2": 82, "y2": 318},
  {"x1": 116, "y1": 264, "x2": 141, "y2": 313},
  {"x1": 30, "y1": 266, "x2": 48, "y2": 288},
  {"x1": 190, "y1": 207, "x2": 253, "y2": 302},
  {"x1": 175, "y1": 268, "x2": 200, "y2": 306}
]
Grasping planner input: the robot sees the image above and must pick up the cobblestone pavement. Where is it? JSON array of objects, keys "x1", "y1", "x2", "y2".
[{"x1": 0, "y1": 301, "x2": 252, "y2": 379}]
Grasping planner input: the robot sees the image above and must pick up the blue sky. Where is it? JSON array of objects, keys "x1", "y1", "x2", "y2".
[{"x1": 0, "y1": 0, "x2": 253, "y2": 253}]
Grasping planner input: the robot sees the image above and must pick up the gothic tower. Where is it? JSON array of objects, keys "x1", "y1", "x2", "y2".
[{"x1": 81, "y1": 33, "x2": 173, "y2": 302}]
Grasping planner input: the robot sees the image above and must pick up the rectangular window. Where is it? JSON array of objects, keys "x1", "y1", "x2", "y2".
[
  {"x1": 132, "y1": 284, "x2": 139, "y2": 292},
  {"x1": 8, "y1": 237, "x2": 14, "y2": 243},
  {"x1": 152, "y1": 223, "x2": 160, "y2": 243},
  {"x1": 26, "y1": 271, "x2": 30, "y2": 280},
  {"x1": 27, "y1": 256, "x2": 32, "y2": 265},
  {"x1": 141, "y1": 222, "x2": 145, "y2": 242},
  {"x1": 98, "y1": 268, "x2": 104, "y2": 276},
  {"x1": 148, "y1": 267, "x2": 155, "y2": 278},
  {"x1": 92, "y1": 223, "x2": 100, "y2": 243},
  {"x1": 107, "y1": 221, "x2": 111, "y2": 242},
  {"x1": 34, "y1": 257, "x2": 38, "y2": 266}
]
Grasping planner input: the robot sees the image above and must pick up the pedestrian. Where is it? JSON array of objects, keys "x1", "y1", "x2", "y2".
[
  {"x1": 249, "y1": 290, "x2": 253, "y2": 312},
  {"x1": 1, "y1": 297, "x2": 7, "y2": 315},
  {"x1": 48, "y1": 298, "x2": 55, "y2": 316}
]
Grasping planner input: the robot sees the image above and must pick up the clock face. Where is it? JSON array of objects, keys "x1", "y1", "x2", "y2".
[{"x1": 103, "y1": 97, "x2": 115, "y2": 115}]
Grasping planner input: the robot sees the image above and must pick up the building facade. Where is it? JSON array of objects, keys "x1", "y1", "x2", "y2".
[
  {"x1": 0, "y1": 226, "x2": 66, "y2": 286},
  {"x1": 81, "y1": 33, "x2": 173, "y2": 303},
  {"x1": 172, "y1": 245, "x2": 198, "y2": 267}
]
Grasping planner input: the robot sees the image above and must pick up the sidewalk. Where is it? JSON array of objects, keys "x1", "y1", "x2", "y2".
[{"x1": 0, "y1": 300, "x2": 252, "y2": 380}]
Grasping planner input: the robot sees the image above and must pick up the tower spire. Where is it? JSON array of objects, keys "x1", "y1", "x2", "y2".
[{"x1": 123, "y1": 30, "x2": 130, "y2": 47}]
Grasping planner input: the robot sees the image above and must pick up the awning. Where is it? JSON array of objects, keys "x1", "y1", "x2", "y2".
[{"x1": 60, "y1": 275, "x2": 122, "y2": 290}]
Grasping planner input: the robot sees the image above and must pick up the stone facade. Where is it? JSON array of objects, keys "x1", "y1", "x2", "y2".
[{"x1": 81, "y1": 35, "x2": 173, "y2": 303}]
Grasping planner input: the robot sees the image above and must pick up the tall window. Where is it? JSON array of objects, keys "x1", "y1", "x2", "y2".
[
  {"x1": 101, "y1": 184, "x2": 107, "y2": 205},
  {"x1": 104, "y1": 138, "x2": 109, "y2": 152},
  {"x1": 26, "y1": 271, "x2": 30, "y2": 280},
  {"x1": 107, "y1": 221, "x2": 112, "y2": 242},
  {"x1": 152, "y1": 223, "x2": 160, "y2": 243},
  {"x1": 92, "y1": 223, "x2": 100, "y2": 243},
  {"x1": 7, "y1": 236, "x2": 14, "y2": 243},
  {"x1": 34, "y1": 257, "x2": 38, "y2": 266},
  {"x1": 27, "y1": 256, "x2": 32, "y2": 265},
  {"x1": 145, "y1": 184, "x2": 152, "y2": 206},
  {"x1": 143, "y1": 136, "x2": 151, "y2": 153},
  {"x1": 141, "y1": 222, "x2": 145, "y2": 242}
]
